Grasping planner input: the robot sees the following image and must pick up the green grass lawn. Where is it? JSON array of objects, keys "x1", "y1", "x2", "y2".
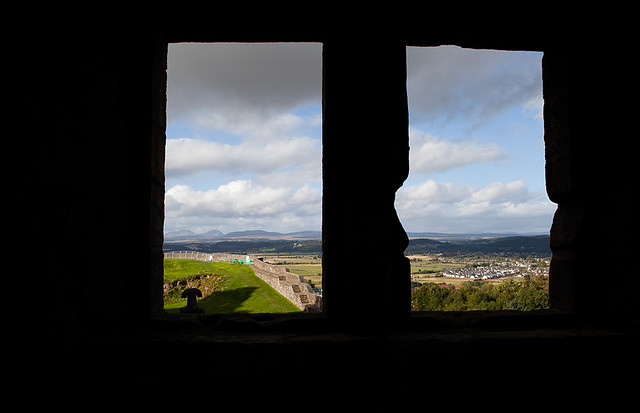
[
  {"x1": 164, "y1": 259, "x2": 301, "y2": 314},
  {"x1": 164, "y1": 258, "x2": 223, "y2": 282}
]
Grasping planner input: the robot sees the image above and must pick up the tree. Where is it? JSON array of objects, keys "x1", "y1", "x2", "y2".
[{"x1": 410, "y1": 276, "x2": 549, "y2": 312}]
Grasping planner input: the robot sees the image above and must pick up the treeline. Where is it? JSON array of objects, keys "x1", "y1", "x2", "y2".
[
  {"x1": 405, "y1": 235, "x2": 551, "y2": 257},
  {"x1": 164, "y1": 235, "x2": 550, "y2": 257},
  {"x1": 164, "y1": 240, "x2": 322, "y2": 254},
  {"x1": 411, "y1": 275, "x2": 549, "y2": 311}
]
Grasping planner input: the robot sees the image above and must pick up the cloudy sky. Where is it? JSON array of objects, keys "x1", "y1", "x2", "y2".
[
  {"x1": 165, "y1": 43, "x2": 555, "y2": 235},
  {"x1": 165, "y1": 43, "x2": 322, "y2": 234},
  {"x1": 399, "y1": 46, "x2": 555, "y2": 234}
]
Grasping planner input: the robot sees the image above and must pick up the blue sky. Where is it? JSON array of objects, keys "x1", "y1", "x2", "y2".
[
  {"x1": 165, "y1": 43, "x2": 323, "y2": 234},
  {"x1": 165, "y1": 43, "x2": 555, "y2": 235},
  {"x1": 399, "y1": 46, "x2": 554, "y2": 234}
]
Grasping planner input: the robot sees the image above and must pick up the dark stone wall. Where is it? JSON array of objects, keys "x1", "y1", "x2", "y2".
[
  {"x1": 322, "y1": 40, "x2": 411, "y2": 324},
  {"x1": 10, "y1": 31, "x2": 166, "y2": 327},
  {"x1": 543, "y1": 48, "x2": 637, "y2": 315},
  {"x1": 8, "y1": 19, "x2": 638, "y2": 327},
  {"x1": 5, "y1": 10, "x2": 638, "y2": 406}
]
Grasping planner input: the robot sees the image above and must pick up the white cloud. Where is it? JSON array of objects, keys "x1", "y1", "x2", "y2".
[
  {"x1": 191, "y1": 109, "x2": 314, "y2": 142},
  {"x1": 166, "y1": 180, "x2": 321, "y2": 222},
  {"x1": 407, "y1": 46, "x2": 543, "y2": 127},
  {"x1": 409, "y1": 129, "x2": 506, "y2": 173},
  {"x1": 167, "y1": 43, "x2": 322, "y2": 125},
  {"x1": 164, "y1": 43, "x2": 323, "y2": 234},
  {"x1": 396, "y1": 179, "x2": 556, "y2": 233},
  {"x1": 468, "y1": 180, "x2": 529, "y2": 204},
  {"x1": 400, "y1": 46, "x2": 548, "y2": 233},
  {"x1": 400, "y1": 180, "x2": 472, "y2": 206},
  {"x1": 166, "y1": 135, "x2": 319, "y2": 177},
  {"x1": 163, "y1": 44, "x2": 549, "y2": 234}
]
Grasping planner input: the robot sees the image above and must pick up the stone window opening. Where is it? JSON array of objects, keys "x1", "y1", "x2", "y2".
[
  {"x1": 149, "y1": 36, "x2": 637, "y2": 326},
  {"x1": 162, "y1": 42, "x2": 324, "y2": 315},
  {"x1": 156, "y1": 41, "x2": 563, "y2": 322},
  {"x1": 403, "y1": 45, "x2": 553, "y2": 312}
]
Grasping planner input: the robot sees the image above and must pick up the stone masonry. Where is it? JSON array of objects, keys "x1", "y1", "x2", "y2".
[{"x1": 249, "y1": 257, "x2": 323, "y2": 313}]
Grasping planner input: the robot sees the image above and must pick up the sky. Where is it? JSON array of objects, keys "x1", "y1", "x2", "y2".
[{"x1": 164, "y1": 43, "x2": 556, "y2": 235}]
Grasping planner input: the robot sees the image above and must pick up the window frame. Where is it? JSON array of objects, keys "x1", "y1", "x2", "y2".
[{"x1": 151, "y1": 37, "x2": 573, "y2": 327}]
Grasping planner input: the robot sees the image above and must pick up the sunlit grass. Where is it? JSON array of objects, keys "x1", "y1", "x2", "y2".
[{"x1": 164, "y1": 259, "x2": 301, "y2": 314}]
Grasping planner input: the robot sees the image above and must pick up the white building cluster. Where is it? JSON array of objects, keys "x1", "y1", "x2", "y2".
[
  {"x1": 443, "y1": 266, "x2": 522, "y2": 280},
  {"x1": 442, "y1": 259, "x2": 549, "y2": 280}
]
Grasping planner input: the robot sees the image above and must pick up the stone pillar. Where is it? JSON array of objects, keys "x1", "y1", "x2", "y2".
[
  {"x1": 322, "y1": 39, "x2": 411, "y2": 326},
  {"x1": 544, "y1": 48, "x2": 638, "y2": 315}
]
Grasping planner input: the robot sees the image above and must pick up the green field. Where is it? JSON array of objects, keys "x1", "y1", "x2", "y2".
[
  {"x1": 408, "y1": 257, "x2": 468, "y2": 286},
  {"x1": 164, "y1": 259, "x2": 302, "y2": 314}
]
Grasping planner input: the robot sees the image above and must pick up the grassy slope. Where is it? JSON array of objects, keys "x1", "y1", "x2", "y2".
[{"x1": 164, "y1": 259, "x2": 301, "y2": 314}]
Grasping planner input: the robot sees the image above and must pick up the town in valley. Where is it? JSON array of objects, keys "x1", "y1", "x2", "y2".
[{"x1": 408, "y1": 254, "x2": 549, "y2": 288}]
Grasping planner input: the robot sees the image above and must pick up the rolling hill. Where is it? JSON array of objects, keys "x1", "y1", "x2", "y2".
[
  {"x1": 404, "y1": 235, "x2": 551, "y2": 256},
  {"x1": 164, "y1": 229, "x2": 322, "y2": 242},
  {"x1": 163, "y1": 230, "x2": 551, "y2": 256}
]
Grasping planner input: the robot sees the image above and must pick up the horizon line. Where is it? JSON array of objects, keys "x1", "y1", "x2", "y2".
[{"x1": 164, "y1": 228, "x2": 549, "y2": 236}]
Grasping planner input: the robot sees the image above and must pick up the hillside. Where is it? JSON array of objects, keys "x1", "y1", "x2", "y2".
[
  {"x1": 405, "y1": 235, "x2": 551, "y2": 256},
  {"x1": 164, "y1": 234, "x2": 551, "y2": 257},
  {"x1": 163, "y1": 259, "x2": 301, "y2": 314},
  {"x1": 164, "y1": 229, "x2": 321, "y2": 242},
  {"x1": 164, "y1": 239, "x2": 323, "y2": 254}
]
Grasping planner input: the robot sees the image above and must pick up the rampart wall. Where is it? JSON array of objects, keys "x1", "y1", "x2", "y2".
[
  {"x1": 164, "y1": 252, "x2": 322, "y2": 312},
  {"x1": 164, "y1": 251, "x2": 217, "y2": 261},
  {"x1": 248, "y1": 258, "x2": 322, "y2": 313}
]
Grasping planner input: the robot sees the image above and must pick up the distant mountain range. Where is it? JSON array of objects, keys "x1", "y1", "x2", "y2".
[
  {"x1": 165, "y1": 229, "x2": 548, "y2": 243},
  {"x1": 164, "y1": 229, "x2": 322, "y2": 242},
  {"x1": 405, "y1": 235, "x2": 551, "y2": 256},
  {"x1": 163, "y1": 231, "x2": 550, "y2": 256},
  {"x1": 405, "y1": 232, "x2": 548, "y2": 241}
]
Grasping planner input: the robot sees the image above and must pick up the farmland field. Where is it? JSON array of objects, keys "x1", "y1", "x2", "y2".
[
  {"x1": 256, "y1": 253, "x2": 323, "y2": 289},
  {"x1": 406, "y1": 254, "x2": 469, "y2": 286}
]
